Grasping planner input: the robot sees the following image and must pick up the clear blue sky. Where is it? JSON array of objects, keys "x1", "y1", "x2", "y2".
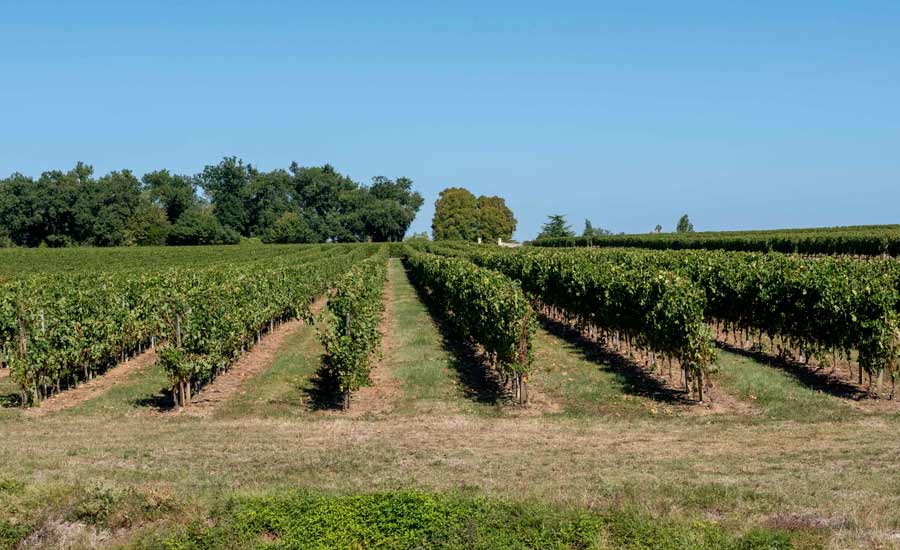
[{"x1": 2, "y1": 1, "x2": 898, "y2": 240}]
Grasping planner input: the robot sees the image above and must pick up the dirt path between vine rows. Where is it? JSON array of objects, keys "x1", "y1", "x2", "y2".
[
  {"x1": 182, "y1": 296, "x2": 330, "y2": 417},
  {"x1": 344, "y1": 264, "x2": 402, "y2": 418},
  {"x1": 0, "y1": 368, "x2": 9, "y2": 380},
  {"x1": 24, "y1": 349, "x2": 158, "y2": 418}
]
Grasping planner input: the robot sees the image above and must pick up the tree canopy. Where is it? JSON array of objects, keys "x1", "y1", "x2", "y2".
[
  {"x1": 143, "y1": 170, "x2": 198, "y2": 224},
  {"x1": 582, "y1": 219, "x2": 611, "y2": 239},
  {"x1": 0, "y1": 158, "x2": 423, "y2": 247},
  {"x1": 676, "y1": 214, "x2": 695, "y2": 233},
  {"x1": 431, "y1": 187, "x2": 517, "y2": 241},
  {"x1": 537, "y1": 214, "x2": 574, "y2": 240},
  {"x1": 476, "y1": 196, "x2": 517, "y2": 242}
]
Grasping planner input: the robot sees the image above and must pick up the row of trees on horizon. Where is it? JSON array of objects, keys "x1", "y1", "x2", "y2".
[
  {"x1": 0, "y1": 158, "x2": 424, "y2": 247},
  {"x1": 535, "y1": 214, "x2": 695, "y2": 240},
  {"x1": 0, "y1": 158, "x2": 695, "y2": 248}
]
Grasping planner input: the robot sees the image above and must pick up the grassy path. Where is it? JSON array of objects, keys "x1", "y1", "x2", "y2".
[
  {"x1": 217, "y1": 312, "x2": 326, "y2": 419},
  {"x1": 63, "y1": 363, "x2": 170, "y2": 416},
  {"x1": 26, "y1": 350, "x2": 159, "y2": 418},
  {"x1": 714, "y1": 349, "x2": 855, "y2": 422},
  {"x1": 385, "y1": 258, "x2": 491, "y2": 415},
  {"x1": 527, "y1": 315, "x2": 859, "y2": 423},
  {"x1": 527, "y1": 322, "x2": 662, "y2": 418}
]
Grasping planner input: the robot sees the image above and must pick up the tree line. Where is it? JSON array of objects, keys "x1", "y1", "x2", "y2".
[
  {"x1": 535, "y1": 213, "x2": 694, "y2": 240},
  {"x1": 0, "y1": 157, "x2": 423, "y2": 247}
]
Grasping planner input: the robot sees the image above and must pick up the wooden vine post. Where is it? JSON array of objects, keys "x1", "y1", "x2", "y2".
[
  {"x1": 343, "y1": 309, "x2": 352, "y2": 411},
  {"x1": 516, "y1": 324, "x2": 530, "y2": 405},
  {"x1": 17, "y1": 314, "x2": 37, "y2": 405},
  {"x1": 17, "y1": 315, "x2": 26, "y2": 362},
  {"x1": 697, "y1": 365, "x2": 704, "y2": 402},
  {"x1": 174, "y1": 312, "x2": 187, "y2": 408}
]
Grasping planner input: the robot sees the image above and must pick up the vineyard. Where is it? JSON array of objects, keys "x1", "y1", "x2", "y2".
[
  {"x1": 318, "y1": 251, "x2": 389, "y2": 410},
  {"x1": 404, "y1": 249, "x2": 535, "y2": 403},
  {"x1": 6, "y1": 239, "x2": 897, "y2": 409},
  {"x1": 534, "y1": 224, "x2": 900, "y2": 257},
  {"x1": 1, "y1": 241, "x2": 900, "y2": 549},
  {"x1": 421, "y1": 241, "x2": 900, "y2": 399},
  {"x1": 0, "y1": 244, "x2": 377, "y2": 406}
]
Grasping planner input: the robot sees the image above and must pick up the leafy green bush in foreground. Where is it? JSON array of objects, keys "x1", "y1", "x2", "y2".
[{"x1": 144, "y1": 491, "x2": 796, "y2": 550}]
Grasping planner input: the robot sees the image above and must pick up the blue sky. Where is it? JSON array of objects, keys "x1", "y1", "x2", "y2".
[{"x1": 1, "y1": 1, "x2": 898, "y2": 239}]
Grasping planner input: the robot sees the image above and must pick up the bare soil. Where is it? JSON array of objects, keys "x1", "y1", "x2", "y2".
[
  {"x1": 24, "y1": 349, "x2": 158, "y2": 418},
  {"x1": 679, "y1": 378, "x2": 760, "y2": 417}
]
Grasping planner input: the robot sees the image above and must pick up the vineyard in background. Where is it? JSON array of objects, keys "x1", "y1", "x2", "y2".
[
  {"x1": 2, "y1": 235, "x2": 899, "y2": 410},
  {"x1": 533, "y1": 224, "x2": 900, "y2": 257},
  {"x1": 0, "y1": 242, "x2": 339, "y2": 279}
]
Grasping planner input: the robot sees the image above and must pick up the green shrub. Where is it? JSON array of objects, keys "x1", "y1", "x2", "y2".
[{"x1": 153, "y1": 491, "x2": 799, "y2": 550}]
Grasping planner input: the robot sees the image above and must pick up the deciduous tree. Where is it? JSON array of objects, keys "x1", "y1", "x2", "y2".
[
  {"x1": 432, "y1": 187, "x2": 478, "y2": 240},
  {"x1": 143, "y1": 170, "x2": 197, "y2": 223},
  {"x1": 476, "y1": 196, "x2": 516, "y2": 242},
  {"x1": 262, "y1": 211, "x2": 319, "y2": 244},
  {"x1": 197, "y1": 157, "x2": 254, "y2": 235}
]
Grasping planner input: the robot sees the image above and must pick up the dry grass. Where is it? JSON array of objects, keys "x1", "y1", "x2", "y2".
[{"x1": 2, "y1": 413, "x2": 900, "y2": 547}]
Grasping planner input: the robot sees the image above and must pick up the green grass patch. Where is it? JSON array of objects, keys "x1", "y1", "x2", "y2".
[
  {"x1": 714, "y1": 351, "x2": 855, "y2": 422},
  {"x1": 136, "y1": 490, "x2": 802, "y2": 550},
  {"x1": 62, "y1": 363, "x2": 172, "y2": 416},
  {"x1": 218, "y1": 325, "x2": 324, "y2": 419},
  {"x1": 530, "y1": 327, "x2": 657, "y2": 418},
  {"x1": 387, "y1": 260, "x2": 492, "y2": 415}
]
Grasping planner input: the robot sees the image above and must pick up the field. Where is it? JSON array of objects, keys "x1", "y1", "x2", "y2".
[{"x1": 2, "y1": 243, "x2": 900, "y2": 549}]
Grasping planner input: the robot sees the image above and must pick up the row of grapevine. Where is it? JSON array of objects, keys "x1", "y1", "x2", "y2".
[
  {"x1": 424, "y1": 244, "x2": 716, "y2": 400},
  {"x1": 0, "y1": 244, "x2": 377, "y2": 406},
  {"x1": 403, "y1": 249, "x2": 535, "y2": 403},
  {"x1": 581, "y1": 248, "x2": 900, "y2": 390},
  {"x1": 156, "y1": 246, "x2": 373, "y2": 407},
  {"x1": 440, "y1": 243, "x2": 900, "y2": 395},
  {"x1": 318, "y1": 252, "x2": 389, "y2": 410},
  {"x1": 533, "y1": 225, "x2": 900, "y2": 257}
]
